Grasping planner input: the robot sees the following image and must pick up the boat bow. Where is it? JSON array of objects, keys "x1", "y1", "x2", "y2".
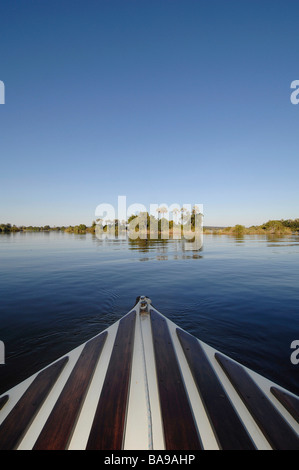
[{"x1": 0, "y1": 297, "x2": 298, "y2": 450}]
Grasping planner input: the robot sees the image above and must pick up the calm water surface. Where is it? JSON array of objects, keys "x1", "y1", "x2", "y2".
[{"x1": 0, "y1": 231, "x2": 299, "y2": 396}]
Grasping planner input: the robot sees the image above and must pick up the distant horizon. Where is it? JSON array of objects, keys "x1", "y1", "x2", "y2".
[{"x1": 1, "y1": 215, "x2": 298, "y2": 230}]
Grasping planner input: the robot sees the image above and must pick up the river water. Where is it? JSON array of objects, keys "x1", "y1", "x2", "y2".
[{"x1": 0, "y1": 231, "x2": 298, "y2": 396}]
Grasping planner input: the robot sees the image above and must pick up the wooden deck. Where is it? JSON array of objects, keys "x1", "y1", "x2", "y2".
[
  {"x1": 215, "y1": 352, "x2": 299, "y2": 450},
  {"x1": 177, "y1": 328, "x2": 255, "y2": 450},
  {"x1": 0, "y1": 299, "x2": 298, "y2": 450},
  {"x1": 151, "y1": 310, "x2": 202, "y2": 450}
]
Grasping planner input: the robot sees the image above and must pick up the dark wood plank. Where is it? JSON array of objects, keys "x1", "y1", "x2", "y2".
[
  {"x1": 216, "y1": 353, "x2": 299, "y2": 450},
  {"x1": 177, "y1": 328, "x2": 255, "y2": 449},
  {"x1": 0, "y1": 357, "x2": 68, "y2": 450},
  {"x1": 33, "y1": 331, "x2": 108, "y2": 450},
  {"x1": 270, "y1": 386, "x2": 299, "y2": 424},
  {"x1": 150, "y1": 310, "x2": 202, "y2": 450},
  {"x1": 86, "y1": 311, "x2": 136, "y2": 450},
  {"x1": 0, "y1": 395, "x2": 8, "y2": 411}
]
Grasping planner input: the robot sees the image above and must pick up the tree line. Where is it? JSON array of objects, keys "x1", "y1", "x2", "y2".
[
  {"x1": 1, "y1": 218, "x2": 299, "y2": 235},
  {"x1": 204, "y1": 219, "x2": 299, "y2": 236},
  {"x1": 0, "y1": 223, "x2": 90, "y2": 234}
]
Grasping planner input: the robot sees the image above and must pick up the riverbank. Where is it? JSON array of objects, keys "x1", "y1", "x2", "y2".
[
  {"x1": 1, "y1": 219, "x2": 298, "y2": 237},
  {"x1": 204, "y1": 220, "x2": 296, "y2": 236}
]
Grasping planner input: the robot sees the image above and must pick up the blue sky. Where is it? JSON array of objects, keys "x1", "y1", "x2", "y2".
[{"x1": 0, "y1": 0, "x2": 299, "y2": 227}]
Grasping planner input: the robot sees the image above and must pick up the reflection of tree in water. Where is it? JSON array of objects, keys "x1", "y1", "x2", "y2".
[
  {"x1": 128, "y1": 236, "x2": 203, "y2": 260},
  {"x1": 128, "y1": 237, "x2": 168, "y2": 253}
]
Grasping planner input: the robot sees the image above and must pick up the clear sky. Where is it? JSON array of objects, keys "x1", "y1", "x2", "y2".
[{"x1": 0, "y1": 0, "x2": 299, "y2": 227}]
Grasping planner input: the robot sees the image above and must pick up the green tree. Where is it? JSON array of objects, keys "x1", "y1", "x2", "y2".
[{"x1": 233, "y1": 225, "x2": 246, "y2": 236}]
